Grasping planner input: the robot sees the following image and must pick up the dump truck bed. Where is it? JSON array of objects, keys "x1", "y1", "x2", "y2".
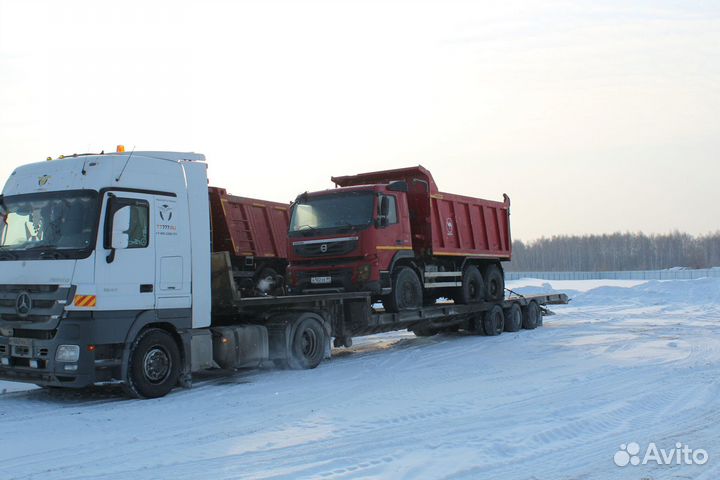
[{"x1": 209, "y1": 187, "x2": 290, "y2": 260}]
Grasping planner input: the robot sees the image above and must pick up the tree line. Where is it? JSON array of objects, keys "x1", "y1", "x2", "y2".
[{"x1": 505, "y1": 232, "x2": 720, "y2": 272}]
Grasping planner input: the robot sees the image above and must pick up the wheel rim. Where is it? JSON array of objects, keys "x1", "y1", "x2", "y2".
[
  {"x1": 143, "y1": 346, "x2": 171, "y2": 384},
  {"x1": 301, "y1": 328, "x2": 320, "y2": 358},
  {"x1": 494, "y1": 311, "x2": 503, "y2": 333},
  {"x1": 469, "y1": 280, "x2": 477, "y2": 299},
  {"x1": 401, "y1": 282, "x2": 416, "y2": 307}
]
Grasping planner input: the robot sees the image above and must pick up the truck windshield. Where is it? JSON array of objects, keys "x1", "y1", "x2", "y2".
[
  {"x1": 0, "y1": 190, "x2": 99, "y2": 260},
  {"x1": 290, "y1": 191, "x2": 374, "y2": 236}
]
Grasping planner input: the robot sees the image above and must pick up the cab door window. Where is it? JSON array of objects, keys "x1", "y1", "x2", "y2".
[
  {"x1": 378, "y1": 195, "x2": 398, "y2": 225},
  {"x1": 104, "y1": 197, "x2": 150, "y2": 249}
]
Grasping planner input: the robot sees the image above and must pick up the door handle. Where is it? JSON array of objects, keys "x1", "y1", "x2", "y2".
[{"x1": 140, "y1": 284, "x2": 154, "y2": 293}]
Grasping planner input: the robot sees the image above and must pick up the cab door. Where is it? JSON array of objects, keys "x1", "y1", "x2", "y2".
[
  {"x1": 94, "y1": 191, "x2": 156, "y2": 311},
  {"x1": 376, "y1": 193, "x2": 412, "y2": 267}
]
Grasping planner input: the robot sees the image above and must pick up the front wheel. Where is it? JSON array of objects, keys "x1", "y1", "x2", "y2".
[
  {"x1": 383, "y1": 267, "x2": 423, "y2": 312},
  {"x1": 123, "y1": 328, "x2": 181, "y2": 399}
]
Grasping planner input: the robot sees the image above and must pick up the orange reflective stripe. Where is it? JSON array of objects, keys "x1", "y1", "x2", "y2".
[{"x1": 74, "y1": 295, "x2": 96, "y2": 307}]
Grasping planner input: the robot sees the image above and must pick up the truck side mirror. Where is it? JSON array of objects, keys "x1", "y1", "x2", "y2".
[
  {"x1": 104, "y1": 195, "x2": 132, "y2": 263},
  {"x1": 380, "y1": 196, "x2": 390, "y2": 217},
  {"x1": 110, "y1": 206, "x2": 131, "y2": 249},
  {"x1": 376, "y1": 196, "x2": 390, "y2": 228}
]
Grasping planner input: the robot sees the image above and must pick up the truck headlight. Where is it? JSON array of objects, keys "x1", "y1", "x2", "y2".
[
  {"x1": 357, "y1": 263, "x2": 372, "y2": 282},
  {"x1": 55, "y1": 345, "x2": 80, "y2": 363}
]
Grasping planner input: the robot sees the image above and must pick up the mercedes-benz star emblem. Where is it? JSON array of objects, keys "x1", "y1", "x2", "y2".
[
  {"x1": 320, "y1": 244, "x2": 328, "y2": 253},
  {"x1": 16, "y1": 292, "x2": 32, "y2": 317}
]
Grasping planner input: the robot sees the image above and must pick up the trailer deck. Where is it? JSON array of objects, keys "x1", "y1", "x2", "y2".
[{"x1": 222, "y1": 291, "x2": 569, "y2": 339}]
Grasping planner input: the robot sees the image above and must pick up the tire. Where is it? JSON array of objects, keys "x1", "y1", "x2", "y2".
[
  {"x1": 455, "y1": 265, "x2": 484, "y2": 304},
  {"x1": 484, "y1": 264, "x2": 505, "y2": 301},
  {"x1": 383, "y1": 267, "x2": 423, "y2": 312},
  {"x1": 504, "y1": 303, "x2": 522, "y2": 332},
  {"x1": 482, "y1": 305, "x2": 504, "y2": 336},
  {"x1": 522, "y1": 301, "x2": 541, "y2": 330},
  {"x1": 123, "y1": 328, "x2": 181, "y2": 399},
  {"x1": 287, "y1": 317, "x2": 326, "y2": 370}
]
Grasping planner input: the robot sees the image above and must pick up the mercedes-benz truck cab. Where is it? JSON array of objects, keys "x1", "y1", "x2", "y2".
[{"x1": 0, "y1": 149, "x2": 211, "y2": 395}]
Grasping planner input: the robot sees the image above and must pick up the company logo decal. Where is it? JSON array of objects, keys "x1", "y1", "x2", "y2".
[
  {"x1": 15, "y1": 293, "x2": 32, "y2": 317},
  {"x1": 446, "y1": 218, "x2": 454, "y2": 236},
  {"x1": 38, "y1": 175, "x2": 51, "y2": 186},
  {"x1": 157, "y1": 202, "x2": 178, "y2": 237},
  {"x1": 159, "y1": 204, "x2": 174, "y2": 222}
]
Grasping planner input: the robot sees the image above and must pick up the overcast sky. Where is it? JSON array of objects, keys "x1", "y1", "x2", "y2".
[{"x1": 1, "y1": 0, "x2": 718, "y2": 241}]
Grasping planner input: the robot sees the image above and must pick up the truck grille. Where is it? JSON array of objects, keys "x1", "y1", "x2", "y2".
[
  {"x1": 0, "y1": 285, "x2": 73, "y2": 324},
  {"x1": 294, "y1": 239, "x2": 358, "y2": 257}
]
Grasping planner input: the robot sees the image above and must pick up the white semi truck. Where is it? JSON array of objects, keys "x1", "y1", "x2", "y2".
[{"x1": 0, "y1": 149, "x2": 567, "y2": 398}]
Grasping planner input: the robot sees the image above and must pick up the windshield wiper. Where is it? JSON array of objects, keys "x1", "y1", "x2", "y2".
[
  {"x1": 19, "y1": 245, "x2": 72, "y2": 259},
  {"x1": 296, "y1": 225, "x2": 318, "y2": 237},
  {"x1": 334, "y1": 221, "x2": 357, "y2": 232}
]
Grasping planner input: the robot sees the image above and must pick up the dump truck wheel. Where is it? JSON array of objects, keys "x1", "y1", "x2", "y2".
[
  {"x1": 522, "y1": 301, "x2": 540, "y2": 330},
  {"x1": 483, "y1": 305, "x2": 504, "y2": 336},
  {"x1": 455, "y1": 265, "x2": 484, "y2": 304},
  {"x1": 287, "y1": 317, "x2": 326, "y2": 370},
  {"x1": 484, "y1": 264, "x2": 505, "y2": 301},
  {"x1": 123, "y1": 328, "x2": 181, "y2": 399},
  {"x1": 256, "y1": 267, "x2": 284, "y2": 296},
  {"x1": 504, "y1": 303, "x2": 522, "y2": 332},
  {"x1": 383, "y1": 267, "x2": 423, "y2": 312}
]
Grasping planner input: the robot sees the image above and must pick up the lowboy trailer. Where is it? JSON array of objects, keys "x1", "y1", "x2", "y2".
[{"x1": 0, "y1": 149, "x2": 567, "y2": 398}]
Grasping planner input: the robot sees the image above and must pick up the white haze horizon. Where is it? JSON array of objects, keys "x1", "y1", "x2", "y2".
[{"x1": 1, "y1": 0, "x2": 718, "y2": 241}]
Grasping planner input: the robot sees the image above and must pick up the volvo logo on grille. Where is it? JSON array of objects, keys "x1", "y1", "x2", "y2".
[
  {"x1": 16, "y1": 292, "x2": 32, "y2": 317},
  {"x1": 320, "y1": 244, "x2": 328, "y2": 253}
]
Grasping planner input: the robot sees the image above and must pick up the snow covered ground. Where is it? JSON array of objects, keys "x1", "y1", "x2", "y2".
[{"x1": 2, "y1": 277, "x2": 720, "y2": 479}]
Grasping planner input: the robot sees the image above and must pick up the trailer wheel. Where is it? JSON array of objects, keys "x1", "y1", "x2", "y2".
[
  {"x1": 123, "y1": 328, "x2": 181, "y2": 399},
  {"x1": 455, "y1": 265, "x2": 484, "y2": 304},
  {"x1": 383, "y1": 267, "x2": 423, "y2": 312},
  {"x1": 504, "y1": 303, "x2": 522, "y2": 332},
  {"x1": 413, "y1": 327, "x2": 438, "y2": 337},
  {"x1": 483, "y1": 305, "x2": 504, "y2": 336},
  {"x1": 484, "y1": 264, "x2": 505, "y2": 302},
  {"x1": 522, "y1": 301, "x2": 541, "y2": 330},
  {"x1": 288, "y1": 316, "x2": 326, "y2": 370}
]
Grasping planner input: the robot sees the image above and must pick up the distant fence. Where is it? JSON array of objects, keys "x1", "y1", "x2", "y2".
[{"x1": 506, "y1": 268, "x2": 720, "y2": 281}]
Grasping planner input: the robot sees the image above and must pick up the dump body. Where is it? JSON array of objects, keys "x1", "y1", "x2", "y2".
[
  {"x1": 209, "y1": 187, "x2": 289, "y2": 261},
  {"x1": 331, "y1": 166, "x2": 511, "y2": 260}
]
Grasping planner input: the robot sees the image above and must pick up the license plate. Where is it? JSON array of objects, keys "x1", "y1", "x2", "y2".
[
  {"x1": 9, "y1": 337, "x2": 32, "y2": 347},
  {"x1": 310, "y1": 276, "x2": 332, "y2": 285}
]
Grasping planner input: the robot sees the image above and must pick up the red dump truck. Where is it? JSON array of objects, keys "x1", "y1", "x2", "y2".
[
  {"x1": 209, "y1": 187, "x2": 290, "y2": 296},
  {"x1": 287, "y1": 166, "x2": 511, "y2": 311}
]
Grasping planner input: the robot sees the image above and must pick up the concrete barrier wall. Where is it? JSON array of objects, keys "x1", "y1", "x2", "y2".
[{"x1": 506, "y1": 268, "x2": 720, "y2": 281}]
